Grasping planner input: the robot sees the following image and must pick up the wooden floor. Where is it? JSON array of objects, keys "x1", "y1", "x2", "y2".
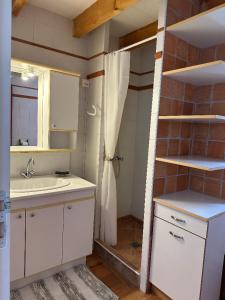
[
  {"x1": 87, "y1": 253, "x2": 161, "y2": 300},
  {"x1": 112, "y1": 216, "x2": 143, "y2": 271}
]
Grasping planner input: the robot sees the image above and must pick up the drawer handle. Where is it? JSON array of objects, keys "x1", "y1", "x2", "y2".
[
  {"x1": 67, "y1": 206, "x2": 72, "y2": 210},
  {"x1": 169, "y1": 231, "x2": 184, "y2": 240},
  {"x1": 17, "y1": 214, "x2": 22, "y2": 219},
  {"x1": 171, "y1": 215, "x2": 186, "y2": 224},
  {"x1": 30, "y1": 213, "x2": 35, "y2": 218}
]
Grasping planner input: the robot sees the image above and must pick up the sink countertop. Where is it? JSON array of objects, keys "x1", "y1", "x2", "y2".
[{"x1": 10, "y1": 175, "x2": 96, "y2": 201}]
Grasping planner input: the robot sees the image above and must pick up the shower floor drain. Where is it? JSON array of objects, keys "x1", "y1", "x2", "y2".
[{"x1": 130, "y1": 241, "x2": 142, "y2": 249}]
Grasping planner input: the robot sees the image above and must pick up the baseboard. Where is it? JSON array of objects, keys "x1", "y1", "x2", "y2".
[
  {"x1": 11, "y1": 257, "x2": 86, "y2": 290},
  {"x1": 151, "y1": 284, "x2": 171, "y2": 300}
]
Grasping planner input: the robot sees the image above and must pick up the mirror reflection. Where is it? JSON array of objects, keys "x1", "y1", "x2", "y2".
[{"x1": 11, "y1": 71, "x2": 38, "y2": 146}]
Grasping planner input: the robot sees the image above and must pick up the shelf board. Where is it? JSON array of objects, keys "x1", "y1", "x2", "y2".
[
  {"x1": 156, "y1": 155, "x2": 225, "y2": 171},
  {"x1": 163, "y1": 61, "x2": 225, "y2": 86},
  {"x1": 159, "y1": 115, "x2": 225, "y2": 123},
  {"x1": 154, "y1": 190, "x2": 225, "y2": 221},
  {"x1": 49, "y1": 129, "x2": 77, "y2": 132},
  {"x1": 167, "y1": 3, "x2": 225, "y2": 48}
]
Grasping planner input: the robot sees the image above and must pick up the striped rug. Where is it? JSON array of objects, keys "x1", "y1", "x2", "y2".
[{"x1": 11, "y1": 264, "x2": 118, "y2": 300}]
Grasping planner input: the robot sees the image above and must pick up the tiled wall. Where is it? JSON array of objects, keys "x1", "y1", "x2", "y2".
[{"x1": 154, "y1": 0, "x2": 225, "y2": 199}]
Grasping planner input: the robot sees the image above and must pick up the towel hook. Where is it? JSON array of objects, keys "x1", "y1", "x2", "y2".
[{"x1": 87, "y1": 105, "x2": 97, "y2": 116}]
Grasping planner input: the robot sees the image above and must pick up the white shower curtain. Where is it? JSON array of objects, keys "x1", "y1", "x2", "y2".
[{"x1": 100, "y1": 51, "x2": 130, "y2": 246}]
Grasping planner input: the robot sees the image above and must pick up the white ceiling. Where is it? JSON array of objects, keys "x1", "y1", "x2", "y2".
[
  {"x1": 29, "y1": 0, "x2": 96, "y2": 19},
  {"x1": 28, "y1": 0, "x2": 160, "y2": 37},
  {"x1": 111, "y1": 0, "x2": 160, "y2": 37}
]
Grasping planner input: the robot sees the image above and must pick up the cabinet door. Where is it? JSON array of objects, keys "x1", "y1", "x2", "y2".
[
  {"x1": 50, "y1": 71, "x2": 79, "y2": 130},
  {"x1": 150, "y1": 217, "x2": 205, "y2": 300},
  {"x1": 26, "y1": 205, "x2": 63, "y2": 277},
  {"x1": 62, "y1": 199, "x2": 95, "y2": 264},
  {"x1": 10, "y1": 211, "x2": 25, "y2": 282}
]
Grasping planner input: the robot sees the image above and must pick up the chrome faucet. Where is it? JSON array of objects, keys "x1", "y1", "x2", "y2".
[{"x1": 21, "y1": 158, "x2": 35, "y2": 178}]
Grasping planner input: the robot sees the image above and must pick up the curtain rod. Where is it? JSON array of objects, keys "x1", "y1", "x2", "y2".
[{"x1": 111, "y1": 35, "x2": 157, "y2": 54}]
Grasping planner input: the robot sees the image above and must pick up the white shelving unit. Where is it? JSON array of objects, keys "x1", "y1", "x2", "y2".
[
  {"x1": 163, "y1": 61, "x2": 225, "y2": 86},
  {"x1": 167, "y1": 3, "x2": 225, "y2": 48},
  {"x1": 156, "y1": 156, "x2": 225, "y2": 171},
  {"x1": 159, "y1": 115, "x2": 225, "y2": 123}
]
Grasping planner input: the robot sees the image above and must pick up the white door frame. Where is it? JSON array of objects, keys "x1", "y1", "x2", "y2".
[{"x1": 0, "y1": 0, "x2": 12, "y2": 299}]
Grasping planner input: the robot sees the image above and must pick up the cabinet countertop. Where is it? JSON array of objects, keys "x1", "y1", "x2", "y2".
[
  {"x1": 10, "y1": 175, "x2": 96, "y2": 201},
  {"x1": 154, "y1": 190, "x2": 225, "y2": 221}
]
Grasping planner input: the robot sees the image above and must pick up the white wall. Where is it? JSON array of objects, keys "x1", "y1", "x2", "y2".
[
  {"x1": 11, "y1": 4, "x2": 88, "y2": 177},
  {"x1": 117, "y1": 42, "x2": 156, "y2": 220},
  {"x1": 84, "y1": 23, "x2": 110, "y2": 238}
]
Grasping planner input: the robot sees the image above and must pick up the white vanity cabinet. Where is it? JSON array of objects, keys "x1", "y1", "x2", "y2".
[
  {"x1": 150, "y1": 191, "x2": 225, "y2": 300},
  {"x1": 63, "y1": 198, "x2": 95, "y2": 264},
  {"x1": 50, "y1": 71, "x2": 79, "y2": 131},
  {"x1": 10, "y1": 178, "x2": 96, "y2": 283},
  {"x1": 10, "y1": 211, "x2": 25, "y2": 282},
  {"x1": 25, "y1": 205, "x2": 64, "y2": 277}
]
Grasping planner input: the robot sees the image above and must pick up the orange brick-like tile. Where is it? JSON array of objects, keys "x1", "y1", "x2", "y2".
[
  {"x1": 156, "y1": 140, "x2": 168, "y2": 156},
  {"x1": 183, "y1": 102, "x2": 194, "y2": 114},
  {"x1": 193, "y1": 124, "x2": 209, "y2": 139},
  {"x1": 179, "y1": 140, "x2": 191, "y2": 155},
  {"x1": 181, "y1": 123, "x2": 192, "y2": 138},
  {"x1": 154, "y1": 178, "x2": 165, "y2": 196},
  {"x1": 195, "y1": 103, "x2": 211, "y2": 114},
  {"x1": 177, "y1": 175, "x2": 189, "y2": 191},
  {"x1": 213, "y1": 83, "x2": 225, "y2": 101},
  {"x1": 190, "y1": 175, "x2": 204, "y2": 193},
  {"x1": 217, "y1": 43, "x2": 225, "y2": 61},
  {"x1": 169, "y1": 122, "x2": 181, "y2": 138},
  {"x1": 209, "y1": 124, "x2": 225, "y2": 141},
  {"x1": 207, "y1": 141, "x2": 225, "y2": 159},
  {"x1": 165, "y1": 176, "x2": 177, "y2": 193},
  {"x1": 200, "y1": 47, "x2": 215, "y2": 64},
  {"x1": 158, "y1": 121, "x2": 170, "y2": 138},
  {"x1": 192, "y1": 140, "x2": 206, "y2": 156},
  {"x1": 168, "y1": 140, "x2": 179, "y2": 155},
  {"x1": 165, "y1": 33, "x2": 177, "y2": 55},
  {"x1": 212, "y1": 103, "x2": 225, "y2": 115},
  {"x1": 204, "y1": 178, "x2": 221, "y2": 198},
  {"x1": 194, "y1": 85, "x2": 212, "y2": 103}
]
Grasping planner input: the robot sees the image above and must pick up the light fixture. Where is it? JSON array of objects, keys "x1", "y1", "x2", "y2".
[
  {"x1": 27, "y1": 66, "x2": 35, "y2": 78},
  {"x1": 21, "y1": 72, "x2": 29, "y2": 81}
]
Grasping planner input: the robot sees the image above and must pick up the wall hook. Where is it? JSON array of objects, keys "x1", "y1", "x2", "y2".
[{"x1": 87, "y1": 105, "x2": 97, "y2": 116}]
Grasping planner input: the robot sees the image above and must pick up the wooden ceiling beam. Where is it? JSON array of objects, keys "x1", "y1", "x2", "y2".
[
  {"x1": 12, "y1": 0, "x2": 27, "y2": 16},
  {"x1": 119, "y1": 21, "x2": 158, "y2": 49},
  {"x1": 73, "y1": 0, "x2": 140, "y2": 38}
]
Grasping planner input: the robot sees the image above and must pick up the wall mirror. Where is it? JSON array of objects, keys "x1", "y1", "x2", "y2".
[
  {"x1": 10, "y1": 59, "x2": 80, "y2": 153},
  {"x1": 10, "y1": 60, "x2": 46, "y2": 152}
]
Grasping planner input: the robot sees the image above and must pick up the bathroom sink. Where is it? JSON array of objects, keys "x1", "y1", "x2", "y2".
[{"x1": 10, "y1": 176, "x2": 70, "y2": 193}]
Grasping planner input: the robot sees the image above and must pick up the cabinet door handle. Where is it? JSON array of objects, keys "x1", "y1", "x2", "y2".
[
  {"x1": 30, "y1": 213, "x2": 35, "y2": 218},
  {"x1": 17, "y1": 214, "x2": 22, "y2": 219},
  {"x1": 67, "y1": 206, "x2": 72, "y2": 210},
  {"x1": 171, "y1": 215, "x2": 186, "y2": 224},
  {"x1": 169, "y1": 231, "x2": 184, "y2": 240}
]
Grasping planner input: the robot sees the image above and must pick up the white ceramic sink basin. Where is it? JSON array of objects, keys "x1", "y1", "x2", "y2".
[{"x1": 10, "y1": 176, "x2": 70, "y2": 193}]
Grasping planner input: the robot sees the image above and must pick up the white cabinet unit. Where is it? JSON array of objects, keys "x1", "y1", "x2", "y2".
[
  {"x1": 50, "y1": 71, "x2": 79, "y2": 131},
  {"x1": 150, "y1": 191, "x2": 225, "y2": 300},
  {"x1": 150, "y1": 217, "x2": 205, "y2": 300},
  {"x1": 25, "y1": 205, "x2": 63, "y2": 277},
  {"x1": 10, "y1": 211, "x2": 25, "y2": 282},
  {"x1": 63, "y1": 198, "x2": 95, "y2": 263}
]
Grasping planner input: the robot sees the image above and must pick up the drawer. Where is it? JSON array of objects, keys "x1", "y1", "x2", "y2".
[
  {"x1": 150, "y1": 217, "x2": 205, "y2": 300},
  {"x1": 155, "y1": 203, "x2": 208, "y2": 238}
]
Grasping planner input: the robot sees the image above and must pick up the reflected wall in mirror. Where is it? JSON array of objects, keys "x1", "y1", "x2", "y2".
[{"x1": 11, "y1": 72, "x2": 38, "y2": 146}]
